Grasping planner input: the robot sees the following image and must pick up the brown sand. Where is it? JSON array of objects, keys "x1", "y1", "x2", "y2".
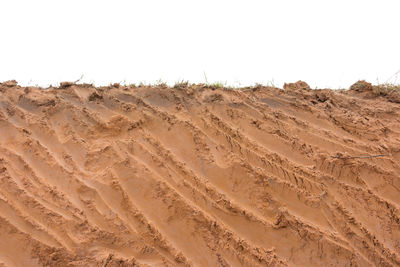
[{"x1": 0, "y1": 80, "x2": 399, "y2": 266}]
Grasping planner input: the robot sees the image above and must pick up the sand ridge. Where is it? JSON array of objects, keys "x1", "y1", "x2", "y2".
[{"x1": 0, "y1": 81, "x2": 399, "y2": 266}]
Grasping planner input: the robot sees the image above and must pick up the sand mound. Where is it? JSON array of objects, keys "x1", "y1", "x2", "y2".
[{"x1": 0, "y1": 81, "x2": 399, "y2": 266}]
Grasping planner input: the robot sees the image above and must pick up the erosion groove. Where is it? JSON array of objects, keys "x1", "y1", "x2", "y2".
[{"x1": 0, "y1": 82, "x2": 399, "y2": 266}]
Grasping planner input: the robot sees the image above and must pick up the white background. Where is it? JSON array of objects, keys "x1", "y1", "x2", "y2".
[{"x1": 1, "y1": 0, "x2": 399, "y2": 88}]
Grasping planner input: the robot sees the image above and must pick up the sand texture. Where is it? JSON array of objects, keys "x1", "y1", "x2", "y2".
[{"x1": 0, "y1": 81, "x2": 399, "y2": 266}]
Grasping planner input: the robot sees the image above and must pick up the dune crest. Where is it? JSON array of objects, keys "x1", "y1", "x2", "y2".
[{"x1": 0, "y1": 82, "x2": 399, "y2": 266}]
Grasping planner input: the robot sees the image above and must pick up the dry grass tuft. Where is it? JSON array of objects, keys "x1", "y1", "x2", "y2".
[
  {"x1": 173, "y1": 80, "x2": 189, "y2": 89},
  {"x1": 372, "y1": 83, "x2": 400, "y2": 96}
]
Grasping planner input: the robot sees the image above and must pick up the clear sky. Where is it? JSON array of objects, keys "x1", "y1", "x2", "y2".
[{"x1": 1, "y1": 0, "x2": 399, "y2": 88}]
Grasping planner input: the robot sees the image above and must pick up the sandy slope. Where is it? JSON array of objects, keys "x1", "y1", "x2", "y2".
[{"x1": 0, "y1": 81, "x2": 399, "y2": 266}]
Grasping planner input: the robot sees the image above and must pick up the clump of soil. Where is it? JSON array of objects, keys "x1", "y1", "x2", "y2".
[
  {"x1": 283, "y1": 80, "x2": 311, "y2": 91},
  {"x1": 88, "y1": 91, "x2": 104, "y2": 101},
  {"x1": 59, "y1": 81, "x2": 74, "y2": 89},
  {"x1": 3, "y1": 80, "x2": 18, "y2": 87},
  {"x1": 349, "y1": 80, "x2": 373, "y2": 92}
]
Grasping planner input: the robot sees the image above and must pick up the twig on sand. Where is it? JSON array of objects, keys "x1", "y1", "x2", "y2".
[
  {"x1": 332, "y1": 154, "x2": 389, "y2": 160},
  {"x1": 74, "y1": 74, "x2": 84, "y2": 84}
]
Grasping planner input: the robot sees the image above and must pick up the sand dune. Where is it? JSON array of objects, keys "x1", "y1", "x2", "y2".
[{"x1": 0, "y1": 81, "x2": 399, "y2": 266}]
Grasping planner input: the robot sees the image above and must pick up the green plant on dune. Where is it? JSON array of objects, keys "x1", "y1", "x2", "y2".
[
  {"x1": 210, "y1": 81, "x2": 226, "y2": 88},
  {"x1": 203, "y1": 71, "x2": 227, "y2": 88}
]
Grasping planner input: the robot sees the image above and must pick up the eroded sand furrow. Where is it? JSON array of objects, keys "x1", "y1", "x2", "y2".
[
  {"x1": 134, "y1": 92, "x2": 321, "y2": 193},
  {"x1": 328, "y1": 182, "x2": 400, "y2": 260},
  {"x1": 1, "y1": 127, "x2": 156, "y2": 252},
  {"x1": 318, "y1": 157, "x2": 400, "y2": 209},
  {"x1": 119, "y1": 137, "x2": 291, "y2": 251},
  {"x1": 128, "y1": 91, "x2": 400, "y2": 262},
  {"x1": 314, "y1": 160, "x2": 400, "y2": 264},
  {"x1": 243, "y1": 90, "x2": 382, "y2": 152},
  {"x1": 0, "y1": 148, "x2": 85, "y2": 222},
  {"x1": 0, "y1": 167, "x2": 77, "y2": 251},
  {"x1": 323, "y1": 199, "x2": 397, "y2": 267},
  {"x1": 131, "y1": 128, "x2": 365, "y2": 266},
  {"x1": 196, "y1": 111, "x2": 322, "y2": 192},
  {"x1": 111, "y1": 158, "x2": 286, "y2": 266},
  {"x1": 0, "y1": 193, "x2": 61, "y2": 248},
  {"x1": 82, "y1": 176, "x2": 182, "y2": 266},
  {"x1": 198, "y1": 109, "x2": 324, "y2": 194}
]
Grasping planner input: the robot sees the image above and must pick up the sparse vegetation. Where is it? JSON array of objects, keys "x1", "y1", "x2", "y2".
[
  {"x1": 173, "y1": 80, "x2": 190, "y2": 89},
  {"x1": 208, "y1": 81, "x2": 226, "y2": 88},
  {"x1": 350, "y1": 80, "x2": 400, "y2": 95},
  {"x1": 203, "y1": 72, "x2": 227, "y2": 89},
  {"x1": 349, "y1": 80, "x2": 400, "y2": 103},
  {"x1": 155, "y1": 79, "x2": 168, "y2": 88},
  {"x1": 372, "y1": 83, "x2": 400, "y2": 96}
]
